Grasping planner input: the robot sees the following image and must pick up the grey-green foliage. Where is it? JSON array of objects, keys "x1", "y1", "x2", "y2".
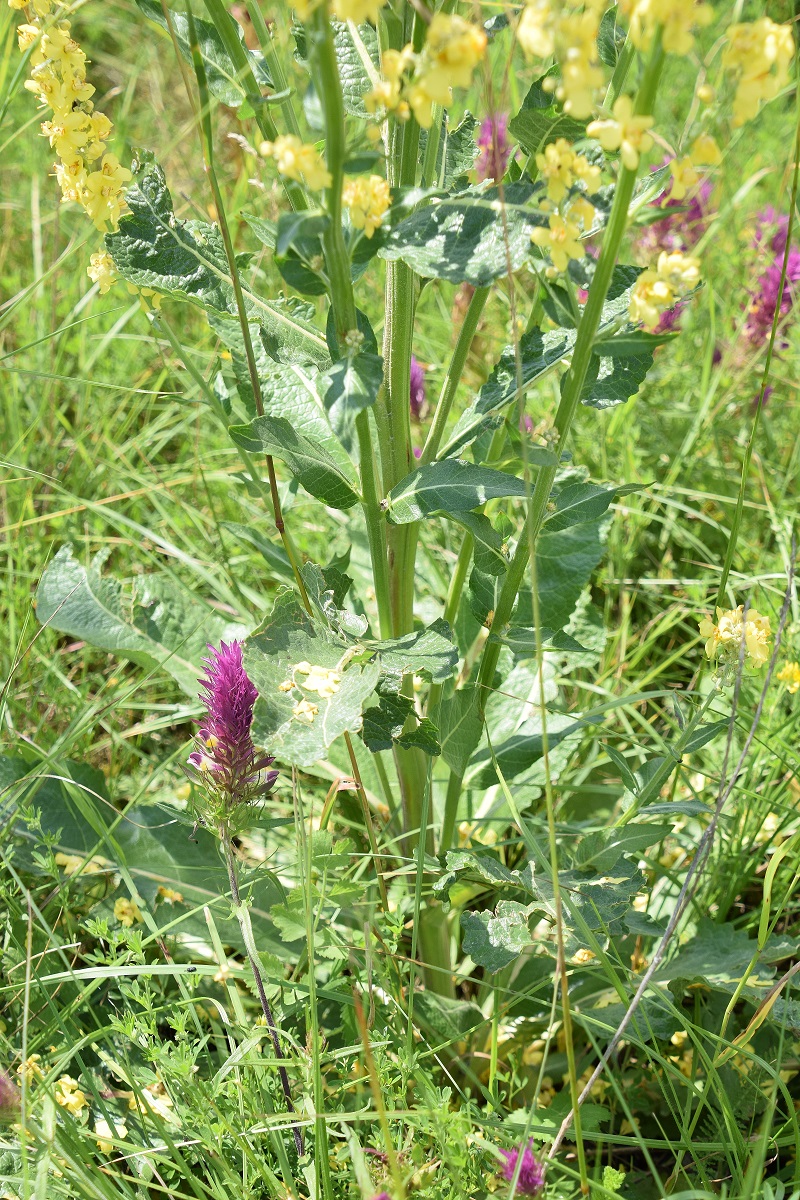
[
  {"x1": 380, "y1": 182, "x2": 542, "y2": 286},
  {"x1": 508, "y1": 67, "x2": 587, "y2": 157},
  {"x1": 419, "y1": 112, "x2": 479, "y2": 187},
  {"x1": 293, "y1": 17, "x2": 380, "y2": 118},
  {"x1": 133, "y1": 0, "x2": 271, "y2": 107},
  {"x1": 230, "y1": 413, "x2": 361, "y2": 510},
  {"x1": 35, "y1": 545, "x2": 248, "y2": 697},
  {"x1": 386, "y1": 458, "x2": 556, "y2": 524}
]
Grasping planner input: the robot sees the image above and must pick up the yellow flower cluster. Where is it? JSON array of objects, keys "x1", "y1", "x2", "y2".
[
  {"x1": 17, "y1": 3, "x2": 131, "y2": 232},
  {"x1": 777, "y1": 662, "x2": 800, "y2": 694},
  {"x1": 55, "y1": 1075, "x2": 87, "y2": 1116},
  {"x1": 722, "y1": 19, "x2": 794, "y2": 128},
  {"x1": 536, "y1": 137, "x2": 601, "y2": 204},
  {"x1": 259, "y1": 136, "x2": 332, "y2": 191},
  {"x1": 531, "y1": 212, "x2": 586, "y2": 275},
  {"x1": 587, "y1": 95, "x2": 654, "y2": 171},
  {"x1": 665, "y1": 133, "x2": 721, "y2": 201},
  {"x1": 619, "y1": 0, "x2": 712, "y2": 56},
  {"x1": 517, "y1": 0, "x2": 604, "y2": 119},
  {"x1": 343, "y1": 174, "x2": 391, "y2": 238},
  {"x1": 114, "y1": 897, "x2": 143, "y2": 927},
  {"x1": 365, "y1": 14, "x2": 486, "y2": 129},
  {"x1": 629, "y1": 250, "x2": 700, "y2": 329},
  {"x1": 95, "y1": 1116, "x2": 127, "y2": 1154},
  {"x1": 699, "y1": 604, "x2": 772, "y2": 670},
  {"x1": 529, "y1": 138, "x2": 600, "y2": 275}
]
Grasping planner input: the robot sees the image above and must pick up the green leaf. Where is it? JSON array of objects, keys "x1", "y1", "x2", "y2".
[
  {"x1": 461, "y1": 902, "x2": 535, "y2": 973},
  {"x1": 434, "y1": 850, "x2": 517, "y2": 901},
  {"x1": 419, "y1": 112, "x2": 479, "y2": 186},
  {"x1": 570, "y1": 824, "x2": 671, "y2": 873},
  {"x1": 300, "y1": 562, "x2": 368, "y2": 639},
  {"x1": 398, "y1": 717, "x2": 441, "y2": 755},
  {"x1": 413, "y1": 992, "x2": 485, "y2": 1043},
  {"x1": 583, "y1": 350, "x2": 654, "y2": 409},
  {"x1": 322, "y1": 350, "x2": 383, "y2": 448},
  {"x1": 133, "y1": 0, "x2": 271, "y2": 108},
  {"x1": 468, "y1": 712, "x2": 586, "y2": 788},
  {"x1": 655, "y1": 920, "x2": 777, "y2": 988},
  {"x1": 444, "y1": 511, "x2": 509, "y2": 575},
  {"x1": 386, "y1": 459, "x2": 554, "y2": 524},
  {"x1": 437, "y1": 686, "x2": 483, "y2": 776},
  {"x1": 244, "y1": 599, "x2": 381, "y2": 768},
  {"x1": 240, "y1": 211, "x2": 276, "y2": 250},
  {"x1": 230, "y1": 414, "x2": 360, "y2": 511},
  {"x1": 360, "y1": 690, "x2": 414, "y2": 752},
  {"x1": 380, "y1": 181, "x2": 540, "y2": 286},
  {"x1": 371, "y1": 619, "x2": 458, "y2": 684},
  {"x1": 535, "y1": 518, "x2": 608, "y2": 631},
  {"x1": 294, "y1": 19, "x2": 380, "y2": 118},
  {"x1": 593, "y1": 329, "x2": 677, "y2": 357},
  {"x1": 532, "y1": 859, "x2": 644, "y2": 931},
  {"x1": 35, "y1": 546, "x2": 248, "y2": 697},
  {"x1": 575, "y1": 997, "x2": 681, "y2": 1045},
  {"x1": 597, "y1": 7, "x2": 626, "y2": 68},
  {"x1": 441, "y1": 327, "x2": 570, "y2": 457},
  {"x1": 508, "y1": 68, "x2": 586, "y2": 157},
  {"x1": 543, "y1": 481, "x2": 634, "y2": 532},
  {"x1": 498, "y1": 627, "x2": 590, "y2": 655},
  {"x1": 221, "y1": 523, "x2": 294, "y2": 583}
]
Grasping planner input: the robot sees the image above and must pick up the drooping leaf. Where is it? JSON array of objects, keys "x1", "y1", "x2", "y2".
[
  {"x1": 535, "y1": 517, "x2": 609, "y2": 631},
  {"x1": 379, "y1": 181, "x2": 540, "y2": 286},
  {"x1": 230, "y1": 414, "x2": 360, "y2": 510},
  {"x1": 508, "y1": 67, "x2": 586, "y2": 157},
  {"x1": 221, "y1": 523, "x2": 295, "y2": 582},
  {"x1": 386, "y1": 459, "x2": 555, "y2": 524},
  {"x1": 133, "y1": 0, "x2": 271, "y2": 108},
  {"x1": 300, "y1": 562, "x2": 368, "y2": 639},
  {"x1": 244, "y1": 599, "x2": 381, "y2": 768},
  {"x1": 462, "y1": 902, "x2": 536, "y2": 973},
  {"x1": 437, "y1": 686, "x2": 484, "y2": 776},
  {"x1": 35, "y1": 546, "x2": 248, "y2": 697},
  {"x1": 597, "y1": 6, "x2": 626, "y2": 68}
]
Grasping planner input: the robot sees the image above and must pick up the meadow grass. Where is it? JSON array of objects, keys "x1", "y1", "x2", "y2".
[{"x1": 2, "y1": 3, "x2": 800, "y2": 1199}]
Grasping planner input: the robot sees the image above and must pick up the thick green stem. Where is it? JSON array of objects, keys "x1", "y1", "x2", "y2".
[
  {"x1": 475, "y1": 40, "x2": 666, "y2": 713},
  {"x1": 357, "y1": 412, "x2": 392, "y2": 639},
  {"x1": 420, "y1": 286, "x2": 490, "y2": 465}
]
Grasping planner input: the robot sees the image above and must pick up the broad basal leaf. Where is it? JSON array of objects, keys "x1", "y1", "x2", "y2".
[
  {"x1": 386, "y1": 459, "x2": 555, "y2": 524},
  {"x1": 379, "y1": 181, "x2": 540, "y2": 286},
  {"x1": 230, "y1": 414, "x2": 360, "y2": 510},
  {"x1": 134, "y1": 0, "x2": 271, "y2": 108},
  {"x1": 35, "y1": 546, "x2": 248, "y2": 696}
]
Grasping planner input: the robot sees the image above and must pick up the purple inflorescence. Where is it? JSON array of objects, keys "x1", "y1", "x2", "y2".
[
  {"x1": 745, "y1": 241, "x2": 800, "y2": 348},
  {"x1": 499, "y1": 1139, "x2": 545, "y2": 1195},
  {"x1": 410, "y1": 354, "x2": 427, "y2": 420},
  {"x1": 188, "y1": 641, "x2": 277, "y2": 806},
  {"x1": 476, "y1": 112, "x2": 511, "y2": 183},
  {"x1": 638, "y1": 174, "x2": 713, "y2": 259},
  {"x1": 752, "y1": 206, "x2": 790, "y2": 257}
]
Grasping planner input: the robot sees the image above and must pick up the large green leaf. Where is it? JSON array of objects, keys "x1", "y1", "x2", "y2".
[
  {"x1": 508, "y1": 68, "x2": 586, "y2": 156},
  {"x1": 462, "y1": 902, "x2": 536, "y2": 973},
  {"x1": 534, "y1": 517, "x2": 608, "y2": 631},
  {"x1": 419, "y1": 112, "x2": 479, "y2": 187},
  {"x1": 230, "y1": 414, "x2": 360, "y2": 510},
  {"x1": 35, "y1": 546, "x2": 248, "y2": 697},
  {"x1": 543, "y1": 481, "x2": 636, "y2": 532},
  {"x1": 134, "y1": 0, "x2": 271, "y2": 108},
  {"x1": 583, "y1": 348, "x2": 654, "y2": 409},
  {"x1": 386, "y1": 459, "x2": 555, "y2": 524},
  {"x1": 294, "y1": 18, "x2": 380, "y2": 118},
  {"x1": 379, "y1": 182, "x2": 540, "y2": 286},
  {"x1": 437, "y1": 686, "x2": 483, "y2": 776},
  {"x1": 322, "y1": 349, "x2": 383, "y2": 450},
  {"x1": 106, "y1": 158, "x2": 327, "y2": 363},
  {"x1": 655, "y1": 920, "x2": 781, "y2": 988},
  {"x1": 244, "y1": 598, "x2": 381, "y2": 768},
  {"x1": 371, "y1": 620, "x2": 458, "y2": 684},
  {"x1": 467, "y1": 712, "x2": 586, "y2": 788}
]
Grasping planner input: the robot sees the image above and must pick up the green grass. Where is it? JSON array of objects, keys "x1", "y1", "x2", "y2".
[{"x1": 2, "y1": 3, "x2": 800, "y2": 1199}]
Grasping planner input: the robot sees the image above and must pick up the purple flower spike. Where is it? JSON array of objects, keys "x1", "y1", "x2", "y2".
[
  {"x1": 410, "y1": 354, "x2": 427, "y2": 420},
  {"x1": 371, "y1": 1194, "x2": 392, "y2": 1200},
  {"x1": 753, "y1": 206, "x2": 790, "y2": 256},
  {"x1": 188, "y1": 641, "x2": 276, "y2": 810},
  {"x1": 476, "y1": 113, "x2": 511, "y2": 183},
  {"x1": 499, "y1": 1139, "x2": 545, "y2": 1195},
  {"x1": 745, "y1": 245, "x2": 800, "y2": 347}
]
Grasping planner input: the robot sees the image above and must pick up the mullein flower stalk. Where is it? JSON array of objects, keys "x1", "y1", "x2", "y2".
[{"x1": 188, "y1": 642, "x2": 302, "y2": 1156}]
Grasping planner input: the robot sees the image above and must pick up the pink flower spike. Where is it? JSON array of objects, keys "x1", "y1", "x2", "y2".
[
  {"x1": 476, "y1": 112, "x2": 511, "y2": 183},
  {"x1": 498, "y1": 1139, "x2": 545, "y2": 1195}
]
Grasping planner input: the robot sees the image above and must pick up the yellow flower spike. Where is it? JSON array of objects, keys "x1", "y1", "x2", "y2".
[
  {"x1": 407, "y1": 13, "x2": 486, "y2": 128},
  {"x1": 587, "y1": 95, "x2": 654, "y2": 171},
  {"x1": 690, "y1": 132, "x2": 722, "y2": 167},
  {"x1": 87, "y1": 251, "x2": 117, "y2": 295},
  {"x1": 668, "y1": 155, "x2": 700, "y2": 201},
  {"x1": 698, "y1": 604, "x2": 772, "y2": 670},
  {"x1": 343, "y1": 174, "x2": 391, "y2": 238},
  {"x1": 722, "y1": 19, "x2": 794, "y2": 127},
  {"x1": 517, "y1": 0, "x2": 555, "y2": 59},
  {"x1": 777, "y1": 662, "x2": 800, "y2": 694},
  {"x1": 628, "y1": 269, "x2": 674, "y2": 329},
  {"x1": 531, "y1": 213, "x2": 585, "y2": 274},
  {"x1": 620, "y1": 0, "x2": 712, "y2": 56},
  {"x1": 259, "y1": 135, "x2": 332, "y2": 191},
  {"x1": 114, "y1": 897, "x2": 143, "y2": 927}
]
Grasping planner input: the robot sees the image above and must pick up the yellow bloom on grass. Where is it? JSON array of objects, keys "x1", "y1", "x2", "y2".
[
  {"x1": 588, "y1": 95, "x2": 654, "y2": 171},
  {"x1": 55, "y1": 1076, "x2": 87, "y2": 1116},
  {"x1": 777, "y1": 662, "x2": 800, "y2": 694},
  {"x1": 723, "y1": 18, "x2": 794, "y2": 127},
  {"x1": 343, "y1": 174, "x2": 391, "y2": 238},
  {"x1": 531, "y1": 212, "x2": 585, "y2": 275},
  {"x1": 94, "y1": 1116, "x2": 127, "y2": 1154},
  {"x1": 690, "y1": 132, "x2": 722, "y2": 167},
  {"x1": 629, "y1": 250, "x2": 701, "y2": 329},
  {"x1": 259, "y1": 135, "x2": 332, "y2": 191},
  {"x1": 699, "y1": 604, "x2": 772, "y2": 670},
  {"x1": 114, "y1": 897, "x2": 143, "y2": 927},
  {"x1": 406, "y1": 13, "x2": 486, "y2": 128}
]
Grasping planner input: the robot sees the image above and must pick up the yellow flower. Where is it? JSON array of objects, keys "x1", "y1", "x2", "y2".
[
  {"x1": 156, "y1": 886, "x2": 184, "y2": 904},
  {"x1": 587, "y1": 95, "x2": 654, "y2": 171},
  {"x1": 55, "y1": 1076, "x2": 87, "y2": 1116},
  {"x1": 295, "y1": 662, "x2": 342, "y2": 697},
  {"x1": 16, "y1": 1055, "x2": 43, "y2": 1087},
  {"x1": 343, "y1": 174, "x2": 391, "y2": 238},
  {"x1": 259, "y1": 135, "x2": 332, "y2": 191},
  {"x1": 55, "y1": 850, "x2": 112, "y2": 874},
  {"x1": 531, "y1": 212, "x2": 585, "y2": 274},
  {"x1": 517, "y1": 0, "x2": 555, "y2": 59},
  {"x1": 656, "y1": 249, "x2": 700, "y2": 293},
  {"x1": 722, "y1": 19, "x2": 794, "y2": 127},
  {"x1": 81, "y1": 152, "x2": 132, "y2": 231},
  {"x1": 620, "y1": 0, "x2": 712, "y2": 56},
  {"x1": 130, "y1": 1082, "x2": 175, "y2": 1122},
  {"x1": 628, "y1": 269, "x2": 674, "y2": 329},
  {"x1": 114, "y1": 897, "x2": 143, "y2": 927},
  {"x1": 554, "y1": 10, "x2": 604, "y2": 119},
  {"x1": 536, "y1": 137, "x2": 601, "y2": 204},
  {"x1": 690, "y1": 132, "x2": 722, "y2": 166},
  {"x1": 331, "y1": 0, "x2": 386, "y2": 22},
  {"x1": 777, "y1": 662, "x2": 800, "y2": 694},
  {"x1": 408, "y1": 13, "x2": 486, "y2": 127},
  {"x1": 292, "y1": 698, "x2": 318, "y2": 723},
  {"x1": 95, "y1": 1116, "x2": 127, "y2": 1154},
  {"x1": 698, "y1": 604, "x2": 772, "y2": 669},
  {"x1": 568, "y1": 193, "x2": 596, "y2": 229},
  {"x1": 87, "y1": 251, "x2": 117, "y2": 295},
  {"x1": 668, "y1": 155, "x2": 700, "y2": 201},
  {"x1": 41, "y1": 109, "x2": 90, "y2": 158}
]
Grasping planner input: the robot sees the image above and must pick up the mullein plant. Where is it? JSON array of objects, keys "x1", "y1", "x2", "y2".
[{"x1": 15, "y1": 0, "x2": 797, "y2": 1185}]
